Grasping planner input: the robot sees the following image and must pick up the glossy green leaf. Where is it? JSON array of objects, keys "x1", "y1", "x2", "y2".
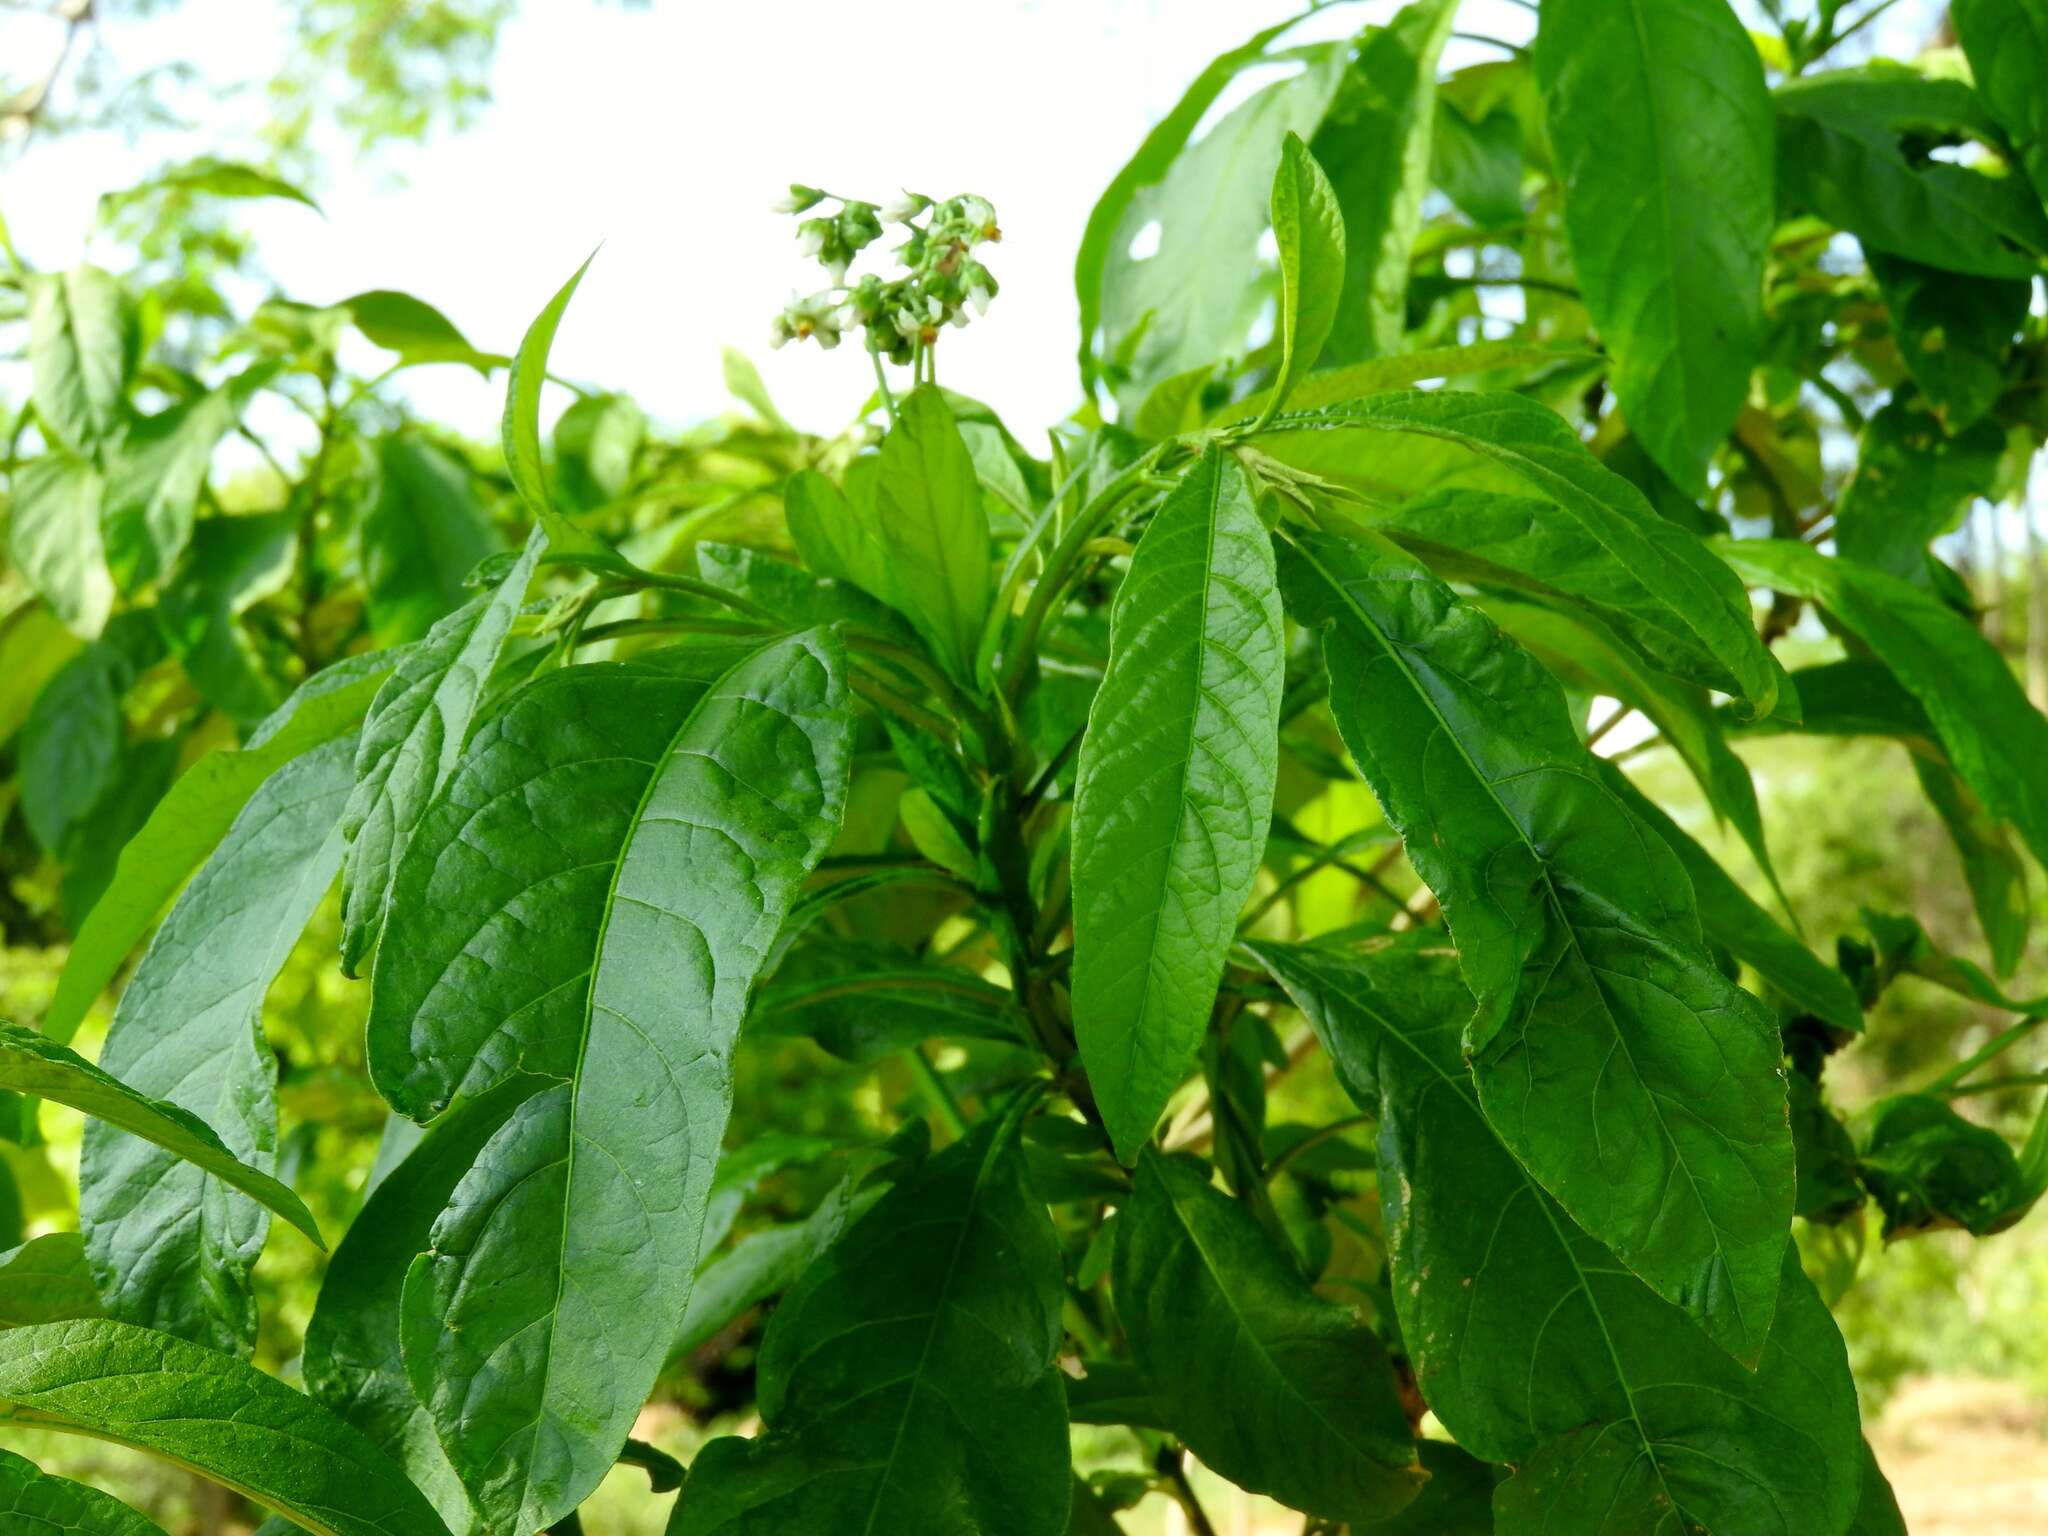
[
  {"x1": 1953, "y1": 0, "x2": 2048, "y2": 207},
  {"x1": 501, "y1": 252, "x2": 608, "y2": 554},
  {"x1": 1257, "y1": 390, "x2": 1780, "y2": 715},
  {"x1": 1114, "y1": 1148, "x2": 1422, "y2": 1522},
  {"x1": 0, "y1": 1319, "x2": 451, "y2": 1536},
  {"x1": 336, "y1": 525, "x2": 544, "y2": 976},
  {"x1": 0, "y1": 1235, "x2": 104, "y2": 1328},
  {"x1": 1835, "y1": 396, "x2": 2003, "y2": 580},
  {"x1": 28, "y1": 265, "x2": 136, "y2": 459},
  {"x1": 102, "y1": 156, "x2": 320, "y2": 215},
  {"x1": 381, "y1": 635, "x2": 852, "y2": 1532},
  {"x1": 1218, "y1": 340, "x2": 1600, "y2": 428},
  {"x1": 303, "y1": 1082, "x2": 538, "y2": 1536},
  {"x1": 671, "y1": 1102, "x2": 1070, "y2": 1536},
  {"x1": 1309, "y1": 0, "x2": 1458, "y2": 364},
  {"x1": 0, "y1": 1445, "x2": 165, "y2": 1536},
  {"x1": 1278, "y1": 529, "x2": 1793, "y2": 1363},
  {"x1": 360, "y1": 437, "x2": 503, "y2": 646},
  {"x1": 1774, "y1": 69, "x2": 2048, "y2": 279},
  {"x1": 79, "y1": 738, "x2": 350, "y2": 1351},
  {"x1": 7, "y1": 452, "x2": 113, "y2": 639},
  {"x1": 1850, "y1": 1439, "x2": 1908, "y2": 1536},
  {"x1": 1595, "y1": 760, "x2": 1861, "y2": 1034},
  {"x1": 0, "y1": 1023, "x2": 319, "y2": 1254},
  {"x1": 47, "y1": 649, "x2": 394, "y2": 1046},
  {"x1": 872, "y1": 386, "x2": 991, "y2": 684},
  {"x1": 1719, "y1": 538, "x2": 2048, "y2": 874},
  {"x1": 343, "y1": 290, "x2": 504, "y2": 374},
  {"x1": 1868, "y1": 253, "x2": 2031, "y2": 433},
  {"x1": 1072, "y1": 446, "x2": 1284, "y2": 1161},
  {"x1": 1431, "y1": 91, "x2": 1524, "y2": 229},
  {"x1": 1857, "y1": 1093, "x2": 2031, "y2": 1238},
  {"x1": 783, "y1": 467, "x2": 892, "y2": 600},
  {"x1": 1263, "y1": 131, "x2": 1346, "y2": 422},
  {"x1": 1537, "y1": 0, "x2": 1772, "y2": 494},
  {"x1": 1252, "y1": 939, "x2": 1862, "y2": 1533},
  {"x1": 100, "y1": 363, "x2": 277, "y2": 592}
]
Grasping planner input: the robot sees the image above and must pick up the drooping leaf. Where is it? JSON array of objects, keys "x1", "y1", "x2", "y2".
[
  {"x1": 1536, "y1": 0, "x2": 1773, "y2": 494},
  {"x1": 1278, "y1": 529, "x2": 1793, "y2": 1363},
  {"x1": 1309, "y1": 0, "x2": 1458, "y2": 364},
  {"x1": 335, "y1": 525, "x2": 544, "y2": 976},
  {"x1": 1834, "y1": 395, "x2": 2003, "y2": 580},
  {"x1": 100, "y1": 362, "x2": 278, "y2": 592},
  {"x1": 1263, "y1": 131, "x2": 1346, "y2": 421},
  {"x1": 872, "y1": 386, "x2": 991, "y2": 684},
  {"x1": 0, "y1": 1024, "x2": 319, "y2": 1254},
  {"x1": 670, "y1": 1102, "x2": 1070, "y2": 1536},
  {"x1": 0, "y1": 1445, "x2": 166, "y2": 1536},
  {"x1": 1857, "y1": 1092, "x2": 2031, "y2": 1238},
  {"x1": 0, "y1": 1319, "x2": 451, "y2": 1536},
  {"x1": 1952, "y1": 0, "x2": 2048, "y2": 207},
  {"x1": 1114, "y1": 1148, "x2": 1422, "y2": 1523},
  {"x1": 0, "y1": 1234, "x2": 104, "y2": 1328},
  {"x1": 79, "y1": 738, "x2": 351, "y2": 1351},
  {"x1": 1251, "y1": 939, "x2": 1862, "y2": 1533},
  {"x1": 27, "y1": 265, "x2": 136, "y2": 459},
  {"x1": 360, "y1": 437, "x2": 503, "y2": 647},
  {"x1": 1774, "y1": 69, "x2": 2048, "y2": 279},
  {"x1": 1718, "y1": 538, "x2": 2048, "y2": 873},
  {"x1": 1072, "y1": 446, "x2": 1284, "y2": 1161},
  {"x1": 1867, "y1": 253, "x2": 2031, "y2": 433},
  {"x1": 7, "y1": 452, "x2": 114, "y2": 639},
  {"x1": 1257, "y1": 390, "x2": 1780, "y2": 715},
  {"x1": 382, "y1": 635, "x2": 852, "y2": 1533},
  {"x1": 46, "y1": 650, "x2": 395, "y2": 1046},
  {"x1": 303, "y1": 1081, "x2": 539, "y2": 1536}
]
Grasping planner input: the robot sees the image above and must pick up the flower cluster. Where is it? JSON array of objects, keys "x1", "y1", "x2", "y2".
[{"x1": 769, "y1": 184, "x2": 1001, "y2": 368}]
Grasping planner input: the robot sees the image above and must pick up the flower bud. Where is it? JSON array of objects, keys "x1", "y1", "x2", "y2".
[
  {"x1": 773, "y1": 183, "x2": 825, "y2": 215},
  {"x1": 881, "y1": 190, "x2": 932, "y2": 224},
  {"x1": 795, "y1": 218, "x2": 831, "y2": 258}
]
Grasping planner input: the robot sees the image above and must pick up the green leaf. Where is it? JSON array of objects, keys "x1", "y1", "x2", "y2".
[
  {"x1": 1790, "y1": 1071, "x2": 1868, "y2": 1224},
  {"x1": 1857, "y1": 1092, "x2": 2031, "y2": 1238},
  {"x1": 156, "y1": 510, "x2": 299, "y2": 726},
  {"x1": 1859, "y1": 908, "x2": 2048, "y2": 1017},
  {"x1": 1431, "y1": 90, "x2": 1525, "y2": 229},
  {"x1": 1278, "y1": 529, "x2": 1793, "y2": 1363},
  {"x1": 501, "y1": 252, "x2": 607, "y2": 555},
  {"x1": 1076, "y1": 13, "x2": 1321, "y2": 396},
  {"x1": 1536, "y1": 0, "x2": 1772, "y2": 494},
  {"x1": 1850, "y1": 1440, "x2": 1908, "y2": 1536},
  {"x1": 360, "y1": 437, "x2": 503, "y2": 646},
  {"x1": 1091, "y1": 36, "x2": 1348, "y2": 409},
  {"x1": 343, "y1": 290, "x2": 503, "y2": 374},
  {"x1": 0, "y1": 1445, "x2": 165, "y2": 1536},
  {"x1": 670, "y1": 1102, "x2": 1070, "y2": 1536},
  {"x1": 1718, "y1": 538, "x2": 2048, "y2": 875},
  {"x1": 1262, "y1": 131, "x2": 1346, "y2": 423},
  {"x1": 0, "y1": 1319, "x2": 452, "y2": 1536},
  {"x1": 1774, "y1": 68, "x2": 2048, "y2": 279},
  {"x1": 7, "y1": 452, "x2": 113, "y2": 638},
  {"x1": 1114, "y1": 1149, "x2": 1422, "y2": 1523},
  {"x1": 46, "y1": 649, "x2": 394, "y2": 1047},
  {"x1": 1914, "y1": 752, "x2": 2030, "y2": 976},
  {"x1": 872, "y1": 387, "x2": 991, "y2": 684},
  {"x1": 783, "y1": 467, "x2": 894, "y2": 600},
  {"x1": 380, "y1": 635, "x2": 852, "y2": 1532},
  {"x1": 18, "y1": 639, "x2": 127, "y2": 859},
  {"x1": 1953, "y1": 0, "x2": 2048, "y2": 208},
  {"x1": 28, "y1": 265, "x2": 137, "y2": 459},
  {"x1": 1219, "y1": 340, "x2": 1600, "y2": 428},
  {"x1": 304, "y1": 1083, "x2": 537, "y2": 1536},
  {"x1": 0, "y1": 1235, "x2": 104, "y2": 1328},
  {"x1": 0, "y1": 600, "x2": 82, "y2": 749},
  {"x1": 722, "y1": 346, "x2": 791, "y2": 432},
  {"x1": 1594, "y1": 759, "x2": 1862, "y2": 1034},
  {"x1": 0, "y1": 1024, "x2": 320, "y2": 1253},
  {"x1": 750, "y1": 938, "x2": 1030, "y2": 1064},
  {"x1": 100, "y1": 362, "x2": 278, "y2": 592},
  {"x1": 1257, "y1": 390, "x2": 1780, "y2": 715},
  {"x1": 1250, "y1": 939, "x2": 1862, "y2": 1533},
  {"x1": 336, "y1": 525, "x2": 544, "y2": 976},
  {"x1": 1834, "y1": 396, "x2": 2003, "y2": 580},
  {"x1": 1072, "y1": 447, "x2": 1284, "y2": 1161},
  {"x1": 79, "y1": 738, "x2": 351, "y2": 1351},
  {"x1": 1867, "y1": 253, "x2": 2031, "y2": 433},
  {"x1": 1308, "y1": 0, "x2": 1459, "y2": 364},
  {"x1": 101, "y1": 156, "x2": 321, "y2": 215}
]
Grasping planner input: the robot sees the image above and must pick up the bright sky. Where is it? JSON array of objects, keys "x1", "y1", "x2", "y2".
[{"x1": 8, "y1": 0, "x2": 1550, "y2": 447}]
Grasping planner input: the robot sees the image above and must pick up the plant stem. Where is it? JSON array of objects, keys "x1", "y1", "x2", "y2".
[
  {"x1": 907, "y1": 1044, "x2": 971, "y2": 1138},
  {"x1": 1163, "y1": 1449, "x2": 1220, "y2": 1536},
  {"x1": 1928, "y1": 1015, "x2": 2047, "y2": 1095},
  {"x1": 1265, "y1": 1114, "x2": 1374, "y2": 1182},
  {"x1": 868, "y1": 334, "x2": 898, "y2": 425}
]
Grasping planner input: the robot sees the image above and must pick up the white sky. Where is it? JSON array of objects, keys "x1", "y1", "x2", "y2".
[{"x1": 7, "y1": 0, "x2": 1546, "y2": 447}]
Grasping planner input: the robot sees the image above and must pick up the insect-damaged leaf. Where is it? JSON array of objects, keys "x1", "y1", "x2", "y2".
[
  {"x1": 671, "y1": 1101, "x2": 1070, "y2": 1536},
  {"x1": 1252, "y1": 940, "x2": 1861, "y2": 1536},
  {"x1": 371, "y1": 635, "x2": 852, "y2": 1532},
  {"x1": 1278, "y1": 529, "x2": 1793, "y2": 1363},
  {"x1": 1072, "y1": 446, "x2": 1283, "y2": 1161}
]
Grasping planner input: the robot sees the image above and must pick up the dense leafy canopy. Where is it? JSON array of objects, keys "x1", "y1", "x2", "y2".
[{"x1": 4, "y1": 2, "x2": 2047, "y2": 1533}]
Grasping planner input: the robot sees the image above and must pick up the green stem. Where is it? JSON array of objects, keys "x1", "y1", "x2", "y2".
[
  {"x1": 539, "y1": 552, "x2": 779, "y2": 622},
  {"x1": 572, "y1": 616, "x2": 773, "y2": 648},
  {"x1": 1929, "y1": 1015, "x2": 2047, "y2": 1095},
  {"x1": 907, "y1": 1045, "x2": 971, "y2": 1138},
  {"x1": 849, "y1": 668, "x2": 960, "y2": 747},
  {"x1": 1265, "y1": 1114, "x2": 1374, "y2": 1183},
  {"x1": 870, "y1": 333, "x2": 898, "y2": 425},
  {"x1": 1946, "y1": 1070, "x2": 2048, "y2": 1099}
]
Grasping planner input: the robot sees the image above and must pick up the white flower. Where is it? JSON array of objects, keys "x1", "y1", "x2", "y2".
[
  {"x1": 881, "y1": 190, "x2": 927, "y2": 224},
  {"x1": 965, "y1": 282, "x2": 992, "y2": 316},
  {"x1": 947, "y1": 306, "x2": 970, "y2": 329},
  {"x1": 816, "y1": 327, "x2": 842, "y2": 351},
  {"x1": 773, "y1": 184, "x2": 821, "y2": 215},
  {"x1": 795, "y1": 220, "x2": 829, "y2": 258},
  {"x1": 769, "y1": 315, "x2": 794, "y2": 350},
  {"x1": 893, "y1": 308, "x2": 924, "y2": 342}
]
